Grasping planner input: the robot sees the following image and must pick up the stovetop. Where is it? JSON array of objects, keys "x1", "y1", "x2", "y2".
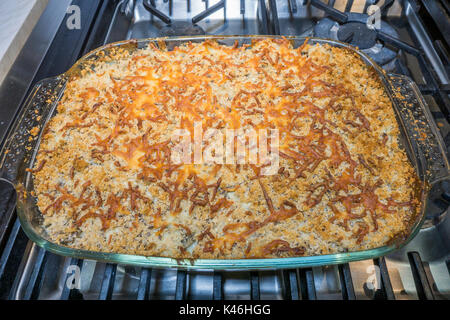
[{"x1": 0, "y1": 0, "x2": 448, "y2": 300}]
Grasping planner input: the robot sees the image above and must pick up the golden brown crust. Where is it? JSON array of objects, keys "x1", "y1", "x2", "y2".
[{"x1": 32, "y1": 39, "x2": 420, "y2": 258}]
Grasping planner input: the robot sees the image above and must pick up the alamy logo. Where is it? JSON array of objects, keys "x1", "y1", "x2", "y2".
[
  {"x1": 365, "y1": 265, "x2": 381, "y2": 290},
  {"x1": 66, "y1": 5, "x2": 81, "y2": 30},
  {"x1": 366, "y1": 5, "x2": 381, "y2": 30},
  {"x1": 171, "y1": 122, "x2": 280, "y2": 175},
  {"x1": 66, "y1": 265, "x2": 81, "y2": 290}
]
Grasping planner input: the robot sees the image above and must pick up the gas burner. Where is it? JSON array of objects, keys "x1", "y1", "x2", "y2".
[
  {"x1": 159, "y1": 21, "x2": 205, "y2": 37},
  {"x1": 141, "y1": 0, "x2": 225, "y2": 38},
  {"x1": 314, "y1": 13, "x2": 399, "y2": 68},
  {"x1": 337, "y1": 22, "x2": 377, "y2": 49}
]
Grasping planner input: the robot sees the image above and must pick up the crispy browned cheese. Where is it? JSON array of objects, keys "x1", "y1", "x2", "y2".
[{"x1": 32, "y1": 39, "x2": 420, "y2": 258}]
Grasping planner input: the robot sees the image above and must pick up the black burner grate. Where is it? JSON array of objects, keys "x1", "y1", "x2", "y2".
[
  {"x1": 143, "y1": 0, "x2": 227, "y2": 27},
  {"x1": 0, "y1": 239, "x2": 441, "y2": 300}
]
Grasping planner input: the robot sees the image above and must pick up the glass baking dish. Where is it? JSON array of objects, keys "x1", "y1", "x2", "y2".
[{"x1": 1, "y1": 36, "x2": 448, "y2": 270}]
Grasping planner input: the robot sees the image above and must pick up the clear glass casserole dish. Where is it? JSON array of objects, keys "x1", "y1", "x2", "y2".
[{"x1": 0, "y1": 36, "x2": 448, "y2": 270}]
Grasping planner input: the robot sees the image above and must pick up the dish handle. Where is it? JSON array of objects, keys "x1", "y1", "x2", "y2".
[
  {"x1": 0, "y1": 77, "x2": 65, "y2": 185},
  {"x1": 387, "y1": 73, "x2": 449, "y2": 217}
]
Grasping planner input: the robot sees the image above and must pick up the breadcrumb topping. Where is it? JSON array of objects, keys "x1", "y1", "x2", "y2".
[{"x1": 32, "y1": 39, "x2": 420, "y2": 258}]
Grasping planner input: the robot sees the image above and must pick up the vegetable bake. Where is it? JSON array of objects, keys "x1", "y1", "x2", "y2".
[{"x1": 31, "y1": 38, "x2": 420, "y2": 258}]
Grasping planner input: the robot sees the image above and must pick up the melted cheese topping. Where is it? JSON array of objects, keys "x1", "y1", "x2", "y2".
[{"x1": 32, "y1": 39, "x2": 420, "y2": 258}]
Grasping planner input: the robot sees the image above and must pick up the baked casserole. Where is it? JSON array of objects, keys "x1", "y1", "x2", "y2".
[{"x1": 31, "y1": 38, "x2": 420, "y2": 259}]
